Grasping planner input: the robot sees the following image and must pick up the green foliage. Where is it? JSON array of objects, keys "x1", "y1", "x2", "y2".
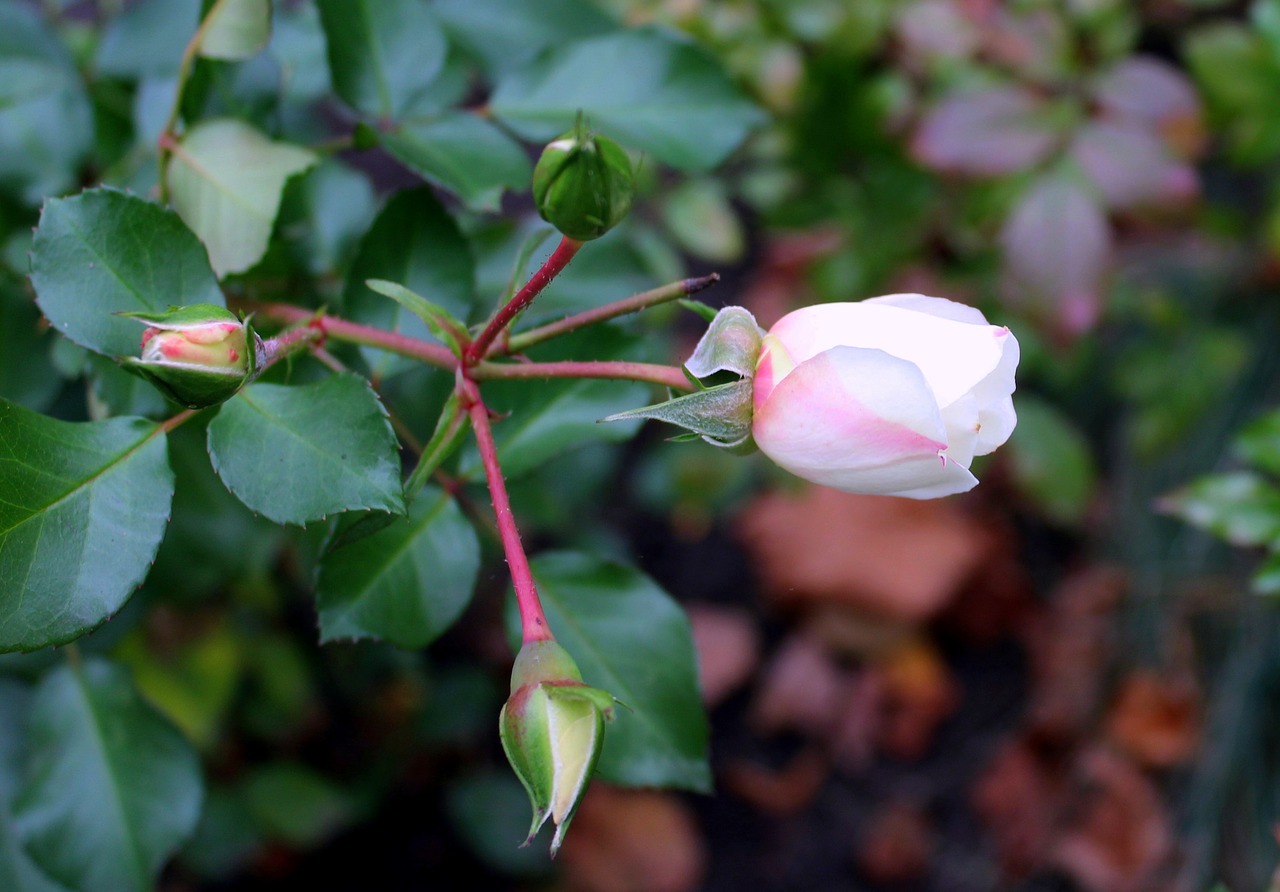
[
  {"x1": 1165, "y1": 408, "x2": 1280, "y2": 594},
  {"x1": 30, "y1": 189, "x2": 224, "y2": 358},
  {"x1": 317, "y1": 487, "x2": 480, "y2": 647},
  {"x1": 0, "y1": 401, "x2": 173, "y2": 653},
  {"x1": 206, "y1": 375, "x2": 405, "y2": 525},
  {"x1": 519, "y1": 553, "x2": 712, "y2": 792},
  {"x1": 9, "y1": 660, "x2": 203, "y2": 892}
]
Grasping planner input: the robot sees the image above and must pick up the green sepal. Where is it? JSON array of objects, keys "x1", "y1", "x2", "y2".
[
  {"x1": 364, "y1": 279, "x2": 471, "y2": 358},
  {"x1": 603, "y1": 378, "x2": 754, "y2": 449},
  {"x1": 120, "y1": 357, "x2": 250, "y2": 409},
  {"x1": 116, "y1": 303, "x2": 242, "y2": 328},
  {"x1": 679, "y1": 298, "x2": 719, "y2": 323},
  {"x1": 684, "y1": 305, "x2": 763, "y2": 380}
]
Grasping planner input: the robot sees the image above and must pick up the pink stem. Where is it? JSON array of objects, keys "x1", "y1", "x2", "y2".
[
  {"x1": 460, "y1": 377, "x2": 553, "y2": 644},
  {"x1": 473, "y1": 359, "x2": 693, "y2": 391},
  {"x1": 465, "y1": 237, "x2": 583, "y2": 364},
  {"x1": 248, "y1": 302, "x2": 456, "y2": 370}
]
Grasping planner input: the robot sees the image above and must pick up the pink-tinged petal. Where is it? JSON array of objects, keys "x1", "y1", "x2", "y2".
[
  {"x1": 180, "y1": 321, "x2": 241, "y2": 344},
  {"x1": 862, "y1": 292, "x2": 991, "y2": 326},
  {"x1": 753, "y1": 346, "x2": 977, "y2": 498},
  {"x1": 764, "y1": 302, "x2": 1006, "y2": 408},
  {"x1": 753, "y1": 333, "x2": 795, "y2": 413}
]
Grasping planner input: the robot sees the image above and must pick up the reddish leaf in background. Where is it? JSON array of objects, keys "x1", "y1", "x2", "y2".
[
  {"x1": 911, "y1": 87, "x2": 1058, "y2": 176},
  {"x1": 1000, "y1": 172, "x2": 1111, "y2": 335},
  {"x1": 894, "y1": 0, "x2": 980, "y2": 65},
  {"x1": 1069, "y1": 121, "x2": 1197, "y2": 211},
  {"x1": 1092, "y1": 57, "x2": 1205, "y2": 158}
]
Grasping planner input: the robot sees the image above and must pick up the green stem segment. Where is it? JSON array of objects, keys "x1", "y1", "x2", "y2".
[{"x1": 460, "y1": 377, "x2": 553, "y2": 644}]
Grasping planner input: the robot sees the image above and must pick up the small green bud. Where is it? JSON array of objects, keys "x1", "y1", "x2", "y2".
[
  {"x1": 119, "y1": 304, "x2": 256, "y2": 409},
  {"x1": 499, "y1": 639, "x2": 617, "y2": 856},
  {"x1": 532, "y1": 120, "x2": 635, "y2": 242}
]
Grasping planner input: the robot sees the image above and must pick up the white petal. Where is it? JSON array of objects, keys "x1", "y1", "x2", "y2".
[
  {"x1": 753, "y1": 346, "x2": 962, "y2": 497},
  {"x1": 766, "y1": 302, "x2": 1007, "y2": 408}
]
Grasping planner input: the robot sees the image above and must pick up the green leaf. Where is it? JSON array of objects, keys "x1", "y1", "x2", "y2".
[
  {"x1": 199, "y1": 0, "x2": 272, "y2": 60},
  {"x1": 490, "y1": 28, "x2": 766, "y2": 173},
  {"x1": 240, "y1": 763, "x2": 354, "y2": 847},
  {"x1": 1161, "y1": 471, "x2": 1280, "y2": 548},
  {"x1": 1005, "y1": 396, "x2": 1096, "y2": 526},
  {"x1": 380, "y1": 113, "x2": 533, "y2": 211},
  {"x1": 343, "y1": 188, "x2": 475, "y2": 378},
  {"x1": 435, "y1": 0, "x2": 615, "y2": 78},
  {"x1": 315, "y1": 0, "x2": 446, "y2": 118},
  {"x1": 206, "y1": 374, "x2": 405, "y2": 525},
  {"x1": 0, "y1": 3, "x2": 93, "y2": 203},
  {"x1": 520, "y1": 552, "x2": 710, "y2": 791},
  {"x1": 0, "y1": 681, "x2": 73, "y2": 892},
  {"x1": 166, "y1": 119, "x2": 317, "y2": 278},
  {"x1": 0, "y1": 287, "x2": 61, "y2": 413},
  {"x1": 317, "y1": 487, "x2": 479, "y2": 648},
  {"x1": 0, "y1": 400, "x2": 174, "y2": 653},
  {"x1": 10, "y1": 659, "x2": 203, "y2": 892},
  {"x1": 97, "y1": 0, "x2": 201, "y2": 79},
  {"x1": 30, "y1": 188, "x2": 224, "y2": 358},
  {"x1": 1235, "y1": 410, "x2": 1280, "y2": 478},
  {"x1": 364, "y1": 279, "x2": 469, "y2": 358}
]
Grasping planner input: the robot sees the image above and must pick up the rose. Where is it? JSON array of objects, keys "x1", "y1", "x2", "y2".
[
  {"x1": 752, "y1": 294, "x2": 1019, "y2": 499},
  {"x1": 499, "y1": 639, "x2": 617, "y2": 856},
  {"x1": 120, "y1": 304, "x2": 256, "y2": 408}
]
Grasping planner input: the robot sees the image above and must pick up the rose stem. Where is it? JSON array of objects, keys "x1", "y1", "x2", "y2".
[
  {"x1": 464, "y1": 236, "x2": 583, "y2": 365},
  {"x1": 459, "y1": 376, "x2": 553, "y2": 644},
  {"x1": 503, "y1": 272, "x2": 720, "y2": 355}
]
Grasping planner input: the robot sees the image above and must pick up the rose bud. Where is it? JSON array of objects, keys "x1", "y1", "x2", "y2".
[
  {"x1": 753, "y1": 294, "x2": 1019, "y2": 498},
  {"x1": 532, "y1": 120, "x2": 635, "y2": 242},
  {"x1": 120, "y1": 304, "x2": 256, "y2": 409},
  {"x1": 499, "y1": 639, "x2": 617, "y2": 856}
]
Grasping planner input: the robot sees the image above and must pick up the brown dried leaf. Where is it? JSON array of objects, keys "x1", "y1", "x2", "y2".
[
  {"x1": 1025, "y1": 566, "x2": 1126, "y2": 741},
  {"x1": 559, "y1": 786, "x2": 707, "y2": 892},
  {"x1": 856, "y1": 800, "x2": 936, "y2": 884},
  {"x1": 1104, "y1": 669, "x2": 1202, "y2": 769},
  {"x1": 749, "y1": 632, "x2": 851, "y2": 737},
  {"x1": 737, "y1": 486, "x2": 990, "y2": 623},
  {"x1": 872, "y1": 638, "x2": 959, "y2": 761},
  {"x1": 1051, "y1": 749, "x2": 1173, "y2": 892},
  {"x1": 688, "y1": 604, "x2": 760, "y2": 707},
  {"x1": 721, "y1": 749, "x2": 830, "y2": 815},
  {"x1": 972, "y1": 738, "x2": 1067, "y2": 879}
]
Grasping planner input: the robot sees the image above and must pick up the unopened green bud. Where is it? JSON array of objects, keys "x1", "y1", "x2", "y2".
[
  {"x1": 499, "y1": 639, "x2": 617, "y2": 856},
  {"x1": 120, "y1": 304, "x2": 256, "y2": 408},
  {"x1": 532, "y1": 121, "x2": 635, "y2": 242}
]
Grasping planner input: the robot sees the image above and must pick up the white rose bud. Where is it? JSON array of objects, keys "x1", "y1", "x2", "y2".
[{"x1": 752, "y1": 294, "x2": 1019, "y2": 498}]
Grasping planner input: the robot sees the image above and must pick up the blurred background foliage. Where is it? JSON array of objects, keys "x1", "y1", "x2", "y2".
[{"x1": 4, "y1": 0, "x2": 1280, "y2": 890}]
